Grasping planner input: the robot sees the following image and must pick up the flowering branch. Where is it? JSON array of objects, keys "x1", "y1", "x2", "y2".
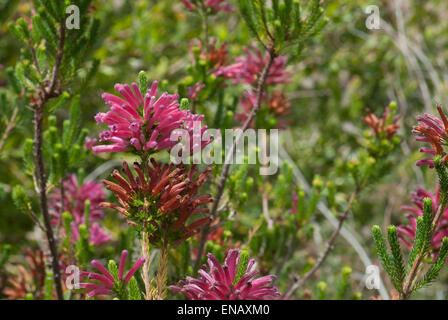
[
  {"x1": 401, "y1": 194, "x2": 448, "y2": 299},
  {"x1": 373, "y1": 106, "x2": 448, "y2": 299}
]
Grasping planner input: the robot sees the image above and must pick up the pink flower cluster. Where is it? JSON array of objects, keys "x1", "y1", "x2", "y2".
[
  {"x1": 398, "y1": 186, "x2": 448, "y2": 252},
  {"x1": 80, "y1": 250, "x2": 145, "y2": 298},
  {"x1": 49, "y1": 175, "x2": 110, "y2": 246},
  {"x1": 170, "y1": 249, "x2": 280, "y2": 300},
  {"x1": 214, "y1": 44, "x2": 292, "y2": 86},
  {"x1": 181, "y1": 0, "x2": 233, "y2": 13},
  {"x1": 93, "y1": 81, "x2": 211, "y2": 155},
  {"x1": 214, "y1": 44, "x2": 292, "y2": 128}
]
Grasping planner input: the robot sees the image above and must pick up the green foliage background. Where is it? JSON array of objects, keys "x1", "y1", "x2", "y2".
[{"x1": 1, "y1": 0, "x2": 448, "y2": 299}]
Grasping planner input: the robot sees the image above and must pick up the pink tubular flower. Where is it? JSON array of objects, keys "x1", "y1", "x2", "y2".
[
  {"x1": 93, "y1": 81, "x2": 211, "y2": 155},
  {"x1": 290, "y1": 191, "x2": 299, "y2": 214},
  {"x1": 170, "y1": 249, "x2": 281, "y2": 300},
  {"x1": 49, "y1": 174, "x2": 110, "y2": 245},
  {"x1": 413, "y1": 104, "x2": 448, "y2": 168},
  {"x1": 397, "y1": 186, "x2": 448, "y2": 253},
  {"x1": 84, "y1": 137, "x2": 97, "y2": 151},
  {"x1": 188, "y1": 81, "x2": 206, "y2": 101},
  {"x1": 215, "y1": 44, "x2": 291, "y2": 85},
  {"x1": 181, "y1": 0, "x2": 233, "y2": 12},
  {"x1": 79, "y1": 250, "x2": 145, "y2": 298},
  {"x1": 213, "y1": 62, "x2": 245, "y2": 79}
]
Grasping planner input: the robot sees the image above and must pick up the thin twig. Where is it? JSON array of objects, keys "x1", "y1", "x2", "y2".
[
  {"x1": 278, "y1": 139, "x2": 390, "y2": 300},
  {"x1": 30, "y1": 46, "x2": 42, "y2": 77},
  {"x1": 28, "y1": 208, "x2": 46, "y2": 232},
  {"x1": 34, "y1": 99, "x2": 64, "y2": 300},
  {"x1": 199, "y1": 1, "x2": 209, "y2": 51},
  {"x1": 275, "y1": 222, "x2": 300, "y2": 276},
  {"x1": 32, "y1": 22, "x2": 66, "y2": 300},
  {"x1": 47, "y1": 25, "x2": 65, "y2": 96},
  {"x1": 54, "y1": 176, "x2": 66, "y2": 244},
  {"x1": 194, "y1": 44, "x2": 277, "y2": 271},
  {"x1": 284, "y1": 189, "x2": 358, "y2": 299}
]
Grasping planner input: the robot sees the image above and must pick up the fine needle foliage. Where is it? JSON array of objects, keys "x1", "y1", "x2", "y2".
[{"x1": 373, "y1": 155, "x2": 448, "y2": 299}]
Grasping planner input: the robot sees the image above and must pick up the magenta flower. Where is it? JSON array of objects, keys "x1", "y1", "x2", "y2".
[
  {"x1": 290, "y1": 191, "x2": 299, "y2": 214},
  {"x1": 413, "y1": 105, "x2": 448, "y2": 168},
  {"x1": 181, "y1": 0, "x2": 233, "y2": 13},
  {"x1": 73, "y1": 222, "x2": 110, "y2": 246},
  {"x1": 215, "y1": 44, "x2": 291, "y2": 85},
  {"x1": 213, "y1": 62, "x2": 245, "y2": 80},
  {"x1": 398, "y1": 186, "x2": 448, "y2": 252},
  {"x1": 79, "y1": 250, "x2": 145, "y2": 298},
  {"x1": 49, "y1": 175, "x2": 110, "y2": 245},
  {"x1": 234, "y1": 91, "x2": 262, "y2": 127},
  {"x1": 170, "y1": 249, "x2": 280, "y2": 300},
  {"x1": 93, "y1": 81, "x2": 211, "y2": 155}
]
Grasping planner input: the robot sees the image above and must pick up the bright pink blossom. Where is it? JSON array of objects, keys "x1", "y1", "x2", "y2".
[
  {"x1": 49, "y1": 174, "x2": 110, "y2": 245},
  {"x1": 398, "y1": 186, "x2": 448, "y2": 252},
  {"x1": 79, "y1": 250, "x2": 145, "y2": 298},
  {"x1": 215, "y1": 44, "x2": 291, "y2": 85},
  {"x1": 170, "y1": 249, "x2": 280, "y2": 300},
  {"x1": 93, "y1": 81, "x2": 211, "y2": 155}
]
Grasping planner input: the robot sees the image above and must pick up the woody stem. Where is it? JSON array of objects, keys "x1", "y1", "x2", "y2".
[
  {"x1": 141, "y1": 232, "x2": 152, "y2": 300},
  {"x1": 156, "y1": 238, "x2": 168, "y2": 300}
]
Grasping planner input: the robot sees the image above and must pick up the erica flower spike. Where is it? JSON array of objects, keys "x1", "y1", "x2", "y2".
[
  {"x1": 170, "y1": 249, "x2": 281, "y2": 300},
  {"x1": 93, "y1": 81, "x2": 211, "y2": 155},
  {"x1": 100, "y1": 159, "x2": 213, "y2": 246}
]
